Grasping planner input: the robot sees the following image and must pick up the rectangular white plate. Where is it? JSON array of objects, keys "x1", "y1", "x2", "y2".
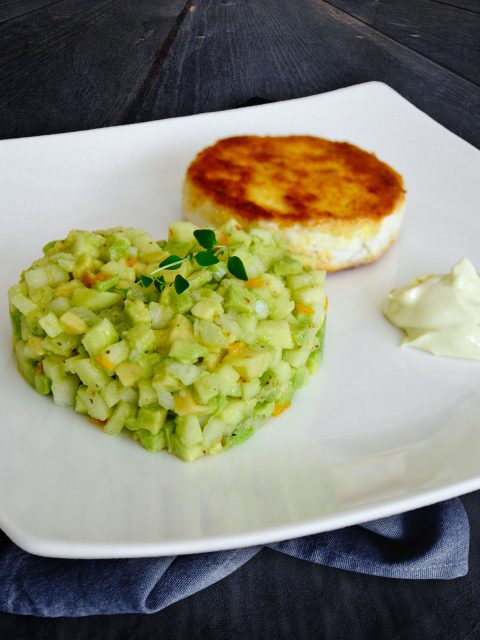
[{"x1": 1, "y1": 82, "x2": 480, "y2": 559}]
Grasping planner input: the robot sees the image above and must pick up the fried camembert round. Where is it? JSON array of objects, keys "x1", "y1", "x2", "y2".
[{"x1": 183, "y1": 135, "x2": 406, "y2": 271}]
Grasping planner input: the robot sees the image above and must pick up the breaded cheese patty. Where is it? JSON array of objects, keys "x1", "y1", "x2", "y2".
[{"x1": 182, "y1": 136, "x2": 406, "y2": 271}]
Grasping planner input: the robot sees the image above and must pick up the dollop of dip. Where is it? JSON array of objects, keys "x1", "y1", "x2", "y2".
[{"x1": 384, "y1": 258, "x2": 480, "y2": 360}]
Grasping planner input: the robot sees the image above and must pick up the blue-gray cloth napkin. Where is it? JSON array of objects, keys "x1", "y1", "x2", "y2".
[{"x1": 0, "y1": 498, "x2": 469, "y2": 617}]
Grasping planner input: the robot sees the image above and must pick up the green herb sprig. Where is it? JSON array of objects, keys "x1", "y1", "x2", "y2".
[{"x1": 136, "y1": 229, "x2": 248, "y2": 294}]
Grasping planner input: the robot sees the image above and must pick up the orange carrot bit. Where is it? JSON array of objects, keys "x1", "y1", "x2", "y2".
[
  {"x1": 273, "y1": 402, "x2": 292, "y2": 417},
  {"x1": 96, "y1": 356, "x2": 114, "y2": 371},
  {"x1": 34, "y1": 362, "x2": 44, "y2": 374},
  {"x1": 94, "y1": 273, "x2": 109, "y2": 282},
  {"x1": 295, "y1": 303, "x2": 315, "y2": 315},
  {"x1": 89, "y1": 417, "x2": 108, "y2": 427},
  {"x1": 228, "y1": 341, "x2": 244, "y2": 353},
  {"x1": 80, "y1": 271, "x2": 97, "y2": 287},
  {"x1": 126, "y1": 257, "x2": 137, "y2": 267},
  {"x1": 245, "y1": 278, "x2": 263, "y2": 289}
]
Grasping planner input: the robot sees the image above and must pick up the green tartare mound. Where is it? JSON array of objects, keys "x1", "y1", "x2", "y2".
[{"x1": 8, "y1": 220, "x2": 327, "y2": 461}]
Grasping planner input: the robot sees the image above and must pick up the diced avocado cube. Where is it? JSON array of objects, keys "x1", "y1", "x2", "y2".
[
  {"x1": 59, "y1": 310, "x2": 88, "y2": 335},
  {"x1": 135, "y1": 406, "x2": 167, "y2": 435},
  {"x1": 134, "y1": 429, "x2": 167, "y2": 452},
  {"x1": 34, "y1": 373, "x2": 52, "y2": 395},
  {"x1": 116, "y1": 361, "x2": 142, "y2": 387},
  {"x1": 173, "y1": 390, "x2": 210, "y2": 416},
  {"x1": 223, "y1": 346, "x2": 272, "y2": 379}
]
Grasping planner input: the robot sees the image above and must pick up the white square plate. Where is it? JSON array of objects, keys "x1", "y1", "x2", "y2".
[{"x1": 1, "y1": 82, "x2": 480, "y2": 558}]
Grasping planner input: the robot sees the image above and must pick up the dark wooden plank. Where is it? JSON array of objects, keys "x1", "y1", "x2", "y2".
[
  {"x1": 324, "y1": 0, "x2": 480, "y2": 85},
  {"x1": 433, "y1": 0, "x2": 480, "y2": 11},
  {"x1": 0, "y1": 0, "x2": 189, "y2": 138},
  {"x1": 123, "y1": 0, "x2": 480, "y2": 149},
  {"x1": 0, "y1": 0, "x2": 64, "y2": 23}
]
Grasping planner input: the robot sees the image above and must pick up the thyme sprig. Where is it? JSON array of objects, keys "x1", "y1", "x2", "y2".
[{"x1": 136, "y1": 229, "x2": 248, "y2": 294}]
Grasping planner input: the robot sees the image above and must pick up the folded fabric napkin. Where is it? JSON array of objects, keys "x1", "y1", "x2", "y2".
[{"x1": 0, "y1": 498, "x2": 468, "y2": 617}]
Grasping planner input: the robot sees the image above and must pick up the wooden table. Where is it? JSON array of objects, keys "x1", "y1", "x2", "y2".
[{"x1": 1, "y1": 1, "x2": 480, "y2": 638}]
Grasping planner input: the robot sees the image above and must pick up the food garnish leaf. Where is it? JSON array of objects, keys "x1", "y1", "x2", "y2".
[
  {"x1": 158, "y1": 255, "x2": 184, "y2": 270},
  {"x1": 194, "y1": 229, "x2": 216, "y2": 250},
  {"x1": 138, "y1": 275, "x2": 153, "y2": 288},
  {"x1": 227, "y1": 256, "x2": 248, "y2": 281},
  {"x1": 195, "y1": 251, "x2": 220, "y2": 266},
  {"x1": 154, "y1": 275, "x2": 166, "y2": 292},
  {"x1": 174, "y1": 274, "x2": 190, "y2": 294}
]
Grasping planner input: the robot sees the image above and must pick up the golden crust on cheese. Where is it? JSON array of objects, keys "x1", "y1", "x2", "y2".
[{"x1": 183, "y1": 135, "x2": 406, "y2": 271}]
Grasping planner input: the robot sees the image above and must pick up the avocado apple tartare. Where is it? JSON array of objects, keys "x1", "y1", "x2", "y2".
[{"x1": 8, "y1": 220, "x2": 327, "y2": 461}]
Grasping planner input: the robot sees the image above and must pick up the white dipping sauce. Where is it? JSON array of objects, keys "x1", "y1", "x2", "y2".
[{"x1": 384, "y1": 258, "x2": 480, "y2": 360}]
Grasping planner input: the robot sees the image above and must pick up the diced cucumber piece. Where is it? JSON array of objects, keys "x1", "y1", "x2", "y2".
[
  {"x1": 256, "y1": 320, "x2": 293, "y2": 349},
  {"x1": 102, "y1": 379, "x2": 122, "y2": 408},
  {"x1": 70, "y1": 358, "x2": 111, "y2": 389},
  {"x1": 97, "y1": 339, "x2": 129, "y2": 369},
  {"x1": 93, "y1": 275, "x2": 120, "y2": 292},
  {"x1": 193, "y1": 319, "x2": 228, "y2": 349},
  {"x1": 42, "y1": 333, "x2": 81, "y2": 357},
  {"x1": 148, "y1": 302, "x2": 174, "y2": 329},
  {"x1": 76, "y1": 386, "x2": 111, "y2": 421},
  {"x1": 10, "y1": 291, "x2": 38, "y2": 315},
  {"x1": 82, "y1": 318, "x2": 119, "y2": 357},
  {"x1": 126, "y1": 323, "x2": 156, "y2": 355},
  {"x1": 165, "y1": 360, "x2": 200, "y2": 385},
  {"x1": 138, "y1": 380, "x2": 158, "y2": 407},
  {"x1": 71, "y1": 288, "x2": 121, "y2": 311},
  {"x1": 169, "y1": 340, "x2": 208, "y2": 363},
  {"x1": 202, "y1": 417, "x2": 225, "y2": 448},
  {"x1": 176, "y1": 415, "x2": 203, "y2": 446},
  {"x1": 293, "y1": 286, "x2": 326, "y2": 306},
  {"x1": 52, "y1": 375, "x2": 79, "y2": 407},
  {"x1": 42, "y1": 356, "x2": 65, "y2": 381},
  {"x1": 38, "y1": 312, "x2": 64, "y2": 338},
  {"x1": 124, "y1": 299, "x2": 151, "y2": 326}
]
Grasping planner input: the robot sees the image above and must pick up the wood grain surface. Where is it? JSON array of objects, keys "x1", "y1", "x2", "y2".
[{"x1": 0, "y1": 0, "x2": 479, "y2": 146}]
